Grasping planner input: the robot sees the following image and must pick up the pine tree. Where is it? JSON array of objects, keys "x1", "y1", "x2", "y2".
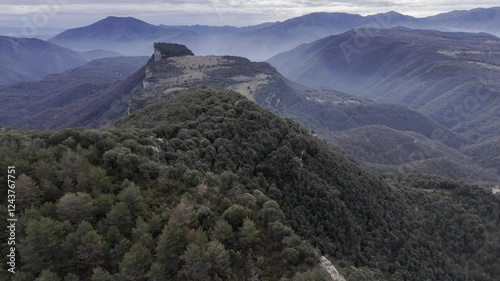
[
  {"x1": 16, "y1": 174, "x2": 41, "y2": 211},
  {"x1": 178, "y1": 243, "x2": 211, "y2": 281},
  {"x1": 210, "y1": 219, "x2": 234, "y2": 245},
  {"x1": 91, "y1": 267, "x2": 115, "y2": 281},
  {"x1": 63, "y1": 273, "x2": 80, "y2": 281},
  {"x1": 155, "y1": 219, "x2": 187, "y2": 276},
  {"x1": 56, "y1": 192, "x2": 92, "y2": 224},
  {"x1": 146, "y1": 262, "x2": 167, "y2": 281},
  {"x1": 36, "y1": 270, "x2": 61, "y2": 281},
  {"x1": 238, "y1": 218, "x2": 260, "y2": 248},
  {"x1": 119, "y1": 243, "x2": 153, "y2": 281}
]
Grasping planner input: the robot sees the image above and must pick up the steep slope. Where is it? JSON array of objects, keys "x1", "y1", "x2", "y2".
[
  {"x1": 0, "y1": 90, "x2": 333, "y2": 280},
  {"x1": 330, "y1": 125, "x2": 498, "y2": 181},
  {"x1": 50, "y1": 16, "x2": 197, "y2": 55},
  {"x1": 32, "y1": 44, "x2": 195, "y2": 129},
  {"x1": 110, "y1": 88, "x2": 500, "y2": 281},
  {"x1": 0, "y1": 36, "x2": 88, "y2": 85},
  {"x1": 267, "y1": 27, "x2": 500, "y2": 140},
  {"x1": 0, "y1": 56, "x2": 148, "y2": 129},
  {"x1": 463, "y1": 137, "x2": 500, "y2": 176}
]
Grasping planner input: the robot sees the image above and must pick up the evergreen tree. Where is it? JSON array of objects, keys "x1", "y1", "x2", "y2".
[
  {"x1": 16, "y1": 174, "x2": 41, "y2": 211},
  {"x1": 91, "y1": 267, "x2": 115, "y2": 281},
  {"x1": 145, "y1": 262, "x2": 167, "y2": 281},
  {"x1": 56, "y1": 192, "x2": 92, "y2": 224},
  {"x1": 19, "y1": 217, "x2": 72, "y2": 274},
  {"x1": 155, "y1": 219, "x2": 187, "y2": 276},
  {"x1": 63, "y1": 273, "x2": 80, "y2": 281},
  {"x1": 119, "y1": 243, "x2": 153, "y2": 281},
  {"x1": 238, "y1": 218, "x2": 260, "y2": 248},
  {"x1": 178, "y1": 243, "x2": 211, "y2": 281},
  {"x1": 222, "y1": 204, "x2": 248, "y2": 229},
  {"x1": 36, "y1": 270, "x2": 61, "y2": 281},
  {"x1": 210, "y1": 219, "x2": 234, "y2": 245}
]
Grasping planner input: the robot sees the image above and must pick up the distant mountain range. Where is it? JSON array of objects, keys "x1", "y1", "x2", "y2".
[
  {"x1": 0, "y1": 36, "x2": 122, "y2": 85},
  {"x1": 231, "y1": 7, "x2": 500, "y2": 59},
  {"x1": 423, "y1": 7, "x2": 500, "y2": 33},
  {"x1": 267, "y1": 27, "x2": 500, "y2": 139},
  {"x1": 0, "y1": 26, "x2": 65, "y2": 40},
  {"x1": 45, "y1": 7, "x2": 500, "y2": 60},
  {"x1": 159, "y1": 22, "x2": 276, "y2": 36}
]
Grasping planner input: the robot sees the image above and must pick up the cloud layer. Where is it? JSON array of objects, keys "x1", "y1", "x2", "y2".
[{"x1": 0, "y1": 0, "x2": 498, "y2": 26}]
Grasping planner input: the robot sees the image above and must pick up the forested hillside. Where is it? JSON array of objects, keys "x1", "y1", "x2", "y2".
[
  {"x1": 329, "y1": 125, "x2": 498, "y2": 181},
  {"x1": 0, "y1": 56, "x2": 148, "y2": 129},
  {"x1": 1, "y1": 87, "x2": 498, "y2": 280},
  {"x1": 0, "y1": 36, "x2": 87, "y2": 85}
]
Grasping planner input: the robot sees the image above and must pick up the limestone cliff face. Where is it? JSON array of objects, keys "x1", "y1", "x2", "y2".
[
  {"x1": 153, "y1": 49, "x2": 163, "y2": 62},
  {"x1": 143, "y1": 67, "x2": 154, "y2": 89},
  {"x1": 130, "y1": 43, "x2": 294, "y2": 114},
  {"x1": 124, "y1": 43, "x2": 321, "y2": 131},
  {"x1": 137, "y1": 55, "x2": 272, "y2": 107},
  {"x1": 320, "y1": 256, "x2": 347, "y2": 281}
]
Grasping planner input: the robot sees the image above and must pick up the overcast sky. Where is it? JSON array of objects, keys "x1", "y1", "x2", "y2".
[{"x1": 0, "y1": 0, "x2": 498, "y2": 28}]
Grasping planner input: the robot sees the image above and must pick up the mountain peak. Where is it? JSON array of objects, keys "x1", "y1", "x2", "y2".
[
  {"x1": 384, "y1": 10, "x2": 404, "y2": 16},
  {"x1": 367, "y1": 10, "x2": 416, "y2": 21},
  {"x1": 95, "y1": 16, "x2": 149, "y2": 26},
  {"x1": 102, "y1": 16, "x2": 141, "y2": 21}
]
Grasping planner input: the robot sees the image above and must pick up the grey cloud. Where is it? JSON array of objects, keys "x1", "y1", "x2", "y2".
[{"x1": 0, "y1": 0, "x2": 498, "y2": 26}]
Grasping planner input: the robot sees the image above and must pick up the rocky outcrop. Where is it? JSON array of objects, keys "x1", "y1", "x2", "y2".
[
  {"x1": 493, "y1": 185, "x2": 500, "y2": 194},
  {"x1": 133, "y1": 53, "x2": 274, "y2": 113},
  {"x1": 320, "y1": 256, "x2": 347, "y2": 281},
  {"x1": 153, "y1": 42, "x2": 194, "y2": 61}
]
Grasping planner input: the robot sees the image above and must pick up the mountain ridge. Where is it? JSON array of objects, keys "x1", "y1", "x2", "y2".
[
  {"x1": 0, "y1": 56, "x2": 148, "y2": 129},
  {"x1": 47, "y1": 7, "x2": 500, "y2": 60},
  {"x1": 50, "y1": 16, "x2": 196, "y2": 55},
  {"x1": 0, "y1": 35, "x2": 127, "y2": 85},
  {"x1": 267, "y1": 27, "x2": 500, "y2": 140},
  {"x1": 0, "y1": 36, "x2": 87, "y2": 85}
]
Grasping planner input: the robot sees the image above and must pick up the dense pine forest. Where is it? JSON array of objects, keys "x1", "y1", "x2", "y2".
[{"x1": 1, "y1": 87, "x2": 499, "y2": 280}]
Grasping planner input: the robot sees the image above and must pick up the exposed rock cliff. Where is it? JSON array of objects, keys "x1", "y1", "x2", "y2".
[{"x1": 320, "y1": 256, "x2": 347, "y2": 281}]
